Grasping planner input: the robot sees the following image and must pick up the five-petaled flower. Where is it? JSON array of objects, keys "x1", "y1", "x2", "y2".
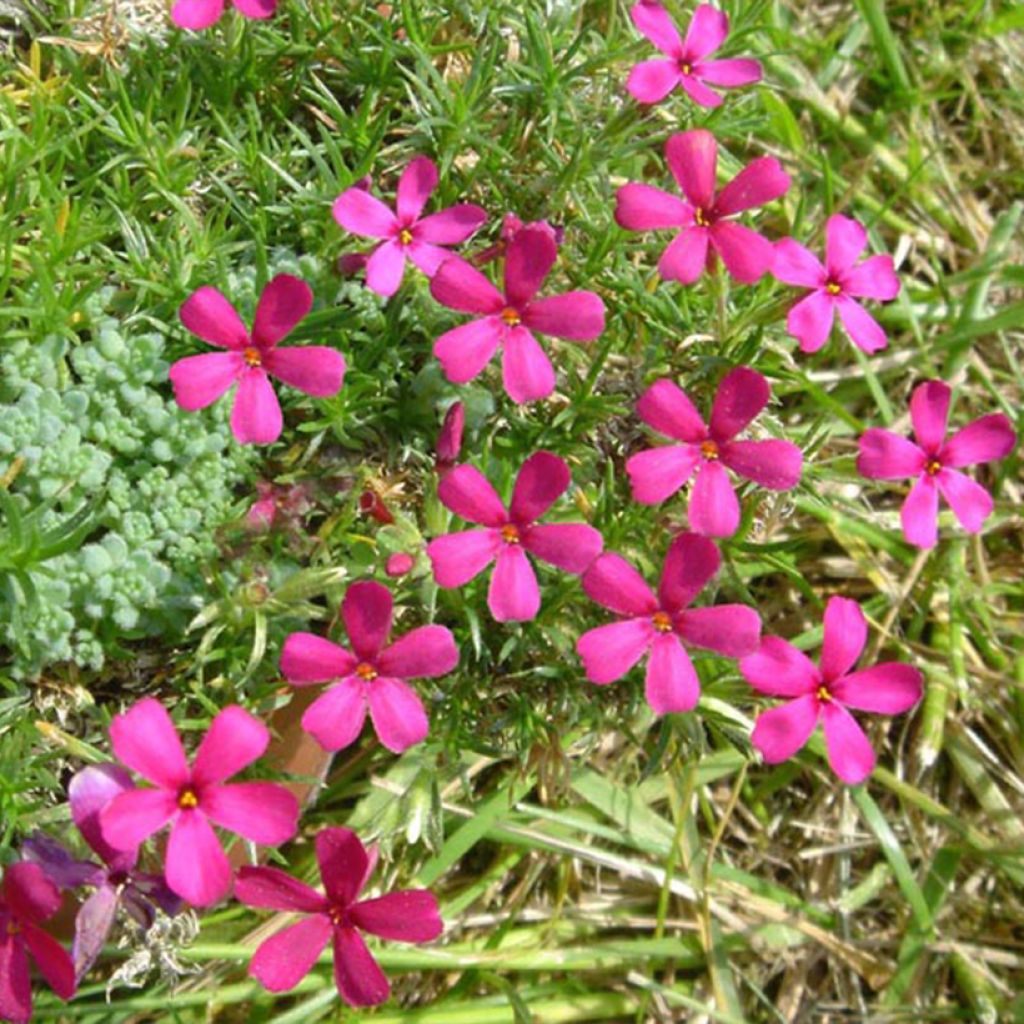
[
  {"x1": 236, "y1": 827, "x2": 442, "y2": 1007},
  {"x1": 0, "y1": 862, "x2": 76, "y2": 1024},
  {"x1": 280, "y1": 581, "x2": 458, "y2": 754},
  {"x1": 332, "y1": 156, "x2": 487, "y2": 297},
  {"x1": 741, "y1": 596, "x2": 923, "y2": 784},
  {"x1": 627, "y1": 2, "x2": 762, "y2": 108},
  {"x1": 99, "y1": 699, "x2": 300, "y2": 907},
  {"x1": 172, "y1": 0, "x2": 276, "y2": 31},
  {"x1": 427, "y1": 451, "x2": 604, "y2": 621},
  {"x1": 578, "y1": 532, "x2": 761, "y2": 714},
  {"x1": 626, "y1": 367, "x2": 803, "y2": 537},
  {"x1": 169, "y1": 274, "x2": 346, "y2": 445},
  {"x1": 773, "y1": 214, "x2": 900, "y2": 354},
  {"x1": 430, "y1": 227, "x2": 606, "y2": 403},
  {"x1": 857, "y1": 380, "x2": 1016, "y2": 549},
  {"x1": 615, "y1": 129, "x2": 790, "y2": 284}
]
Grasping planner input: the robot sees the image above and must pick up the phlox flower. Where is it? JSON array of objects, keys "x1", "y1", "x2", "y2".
[
  {"x1": 427, "y1": 451, "x2": 603, "y2": 622},
  {"x1": 435, "y1": 400, "x2": 465, "y2": 474},
  {"x1": 169, "y1": 274, "x2": 345, "y2": 445},
  {"x1": 627, "y1": 2, "x2": 762, "y2": 107},
  {"x1": 430, "y1": 227, "x2": 606, "y2": 403},
  {"x1": 741, "y1": 596, "x2": 923, "y2": 784},
  {"x1": 0, "y1": 863, "x2": 75, "y2": 1023},
  {"x1": 773, "y1": 214, "x2": 900, "y2": 354},
  {"x1": 578, "y1": 532, "x2": 761, "y2": 714},
  {"x1": 172, "y1": 0, "x2": 276, "y2": 33},
  {"x1": 615, "y1": 129, "x2": 790, "y2": 284},
  {"x1": 385, "y1": 552, "x2": 415, "y2": 577},
  {"x1": 857, "y1": 380, "x2": 1016, "y2": 549},
  {"x1": 236, "y1": 827, "x2": 442, "y2": 1007},
  {"x1": 99, "y1": 699, "x2": 300, "y2": 907},
  {"x1": 626, "y1": 367, "x2": 803, "y2": 537},
  {"x1": 333, "y1": 157, "x2": 487, "y2": 297},
  {"x1": 280, "y1": 581, "x2": 458, "y2": 754}
]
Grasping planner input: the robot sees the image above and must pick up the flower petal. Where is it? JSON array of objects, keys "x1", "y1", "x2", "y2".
[
  {"x1": 709, "y1": 366, "x2": 769, "y2": 441},
  {"x1": 427, "y1": 530, "x2": 501, "y2": 587},
  {"x1": 637, "y1": 379, "x2": 706, "y2": 441},
  {"x1": 316, "y1": 827, "x2": 370, "y2": 906},
  {"x1": 396, "y1": 156, "x2": 438, "y2": 223},
  {"x1": 301, "y1": 679, "x2": 368, "y2": 753},
  {"x1": 714, "y1": 157, "x2": 790, "y2": 217},
  {"x1": 901, "y1": 475, "x2": 939, "y2": 549},
  {"x1": 772, "y1": 238, "x2": 826, "y2": 288},
  {"x1": 2, "y1": 863, "x2": 62, "y2": 924},
  {"x1": 251, "y1": 274, "x2": 313, "y2": 348},
  {"x1": 281, "y1": 633, "x2": 357, "y2": 685},
  {"x1": 510, "y1": 450, "x2": 570, "y2": 524},
  {"x1": 351, "y1": 891, "x2": 443, "y2": 942},
  {"x1": 249, "y1": 914, "x2": 332, "y2": 993},
  {"x1": 191, "y1": 705, "x2": 269, "y2": 788},
  {"x1": 364, "y1": 240, "x2": 407, "y2": 297},
  {"x1": 264, "y1": 346, "x2": 345, "y2": 398},
  {"x1": 439, "y1": 464, "x2": 508, "y2": 526},
  {"x1": 235, "y1": 866, "x2": 327, "y2": 913},
  {"x1": 109, "y1": 698, "x2": 188, "y2": 790},
  {"x1": 505, "y1": 227, "x2": 558, "y2": 306},
  {"x1": 165, "y1": 812, "x2": 232, "y2": 907},
  {"x1": 786, "y1": 290, "x2": 836, "y2": 353},
  {"x1": 407, "y1": 240, "x2": 461, "y2": 276},
  {"x1": 820, "y1": 595, "x2": 867, "y2": 682},
  {"x1": 626, "y1": 445, "x2": 700, "y2": 504},
  {"x1": 582, "y1": 553, "x2": 658, "y2": 617},
  {"x1": 710, "y1": 222, "x2": 775, "y2": 283},
  {"x1": 631, "y1": 1, "x2": 684, "y2": 56},
  {"x1": 657, "y1": 531, "x2": 718, "y2": 611},
  {"x1": 232, "y1": 0, "x2": 276, "y2": 16},
  {"x1": 169, "y1": 352, "x2": 242, "y2": 411},
  {"x1": 367, "y1": 677, "x2": 429, "y2": 753},
  {"x1": 70, "y1": 884, "x2": 118, "y2": 982},
  {"x1": 202, "y1": 782, "x2": 299, "y2": 846},
  {"x1": 434, "y1": 318, "x2": 503, "y2": 385},
  {"x1": 688, "y1": 461, "x2": 740, "y2": 537},
  {"x1": 430, "y1": 256, "x2": 505, "y2": 313},
  {"x1": 332, "y1": 187, "x2": 397, "y2": 239},
  {"x1": 821, "y1": 702, "x2": 875, "y2": 784},
  {"x1": 22, "y1": 923, "x2": 75, "y2": 999},
  {"x1": 682, "y1": 2, "x2": 728, "y2": 60},
  {"x1": 626, "y1": 60, "x2": 682, "y2": 104},
  {"x1": 379, "y1": 626, "x2": 459, "y2": 680},
  {"x1": 857, "y1": 429, "x2": 925, "y2": 479},
  {"x1": 942, "y1": 414, "x2": 1016, "y2": 468},
  {"x1": 831, "y1": 664, "x2": 923, "y2": 714},
  {"x1": 69, "y1": 764, "x2": 138, "y2": 870},
  {"x1": 179, "y1": 286, "x2": 248, "y2": 349},
  {"x1": 909, "y1": 380, "x2": 951, "y2": 453},
  {"x1": 842, "y1": 254, "x2": 899, "y2": 300},
  {"x1": 936, "y1": 468, "x2": 994, "y2": 533},
  {"x1": 836, "y1": 295, "x2": 888, "y2": 354},
  {"x1": 523, "y1": 292, "x2": 605, "y2": 340},
  {"x1": 678, "y1": 74, "x2": 724, "y2": 108},
  {"x1": 172, "y1": 0, "x2": 224, "y2": 28},
  {"x1": 343, "y1": 580, "x2": 393, "y2": 660},
  {"x1": 99, "y1": 790, "x2": 178, "y2": 852},
  {"x1": 20, "y1": 835, "x2": 102, "y2": 891},
  {"x1": 752, "y1": 694, "x2": 820, "y2": 765},
  {"x1": 665, "y1": 130, "x2": 717, "y2": 209},
  {"x1": 658, "y1": 226, "x2": 710, "y2": 284},
  {"x1": 645, "y1": 633, "x2": 700, "y2": 714},
  {"x1": 577, "y1": 619, "x2": 654, "y2": 685},
  {"x1": 677, "y1": 604, "x2": 761, "y2": 657},
  {"x1": 231, "y1": 368, "x2": 282, "y2": 445},
  {"x1": 522, "y1": 523, "x2": 603, "y2": 573},
  {"x1": 415, "y1": 204, "x2": 487, "y2": 244},
  {"x1": 825, "y1": 214, "x2": 867, "y2": 276},
  {"x1": 740, "y1": 636, "x2": 820, "y2": 697},
  {"x1": 333, "y1": 926, "x2": 390, "y2": 1007},
  {"x1": 488, "y1": 545, "x2": 540, "y2": 622},
  {"x1": 696, "y1": 57, "x2": 762, "y2": 87},
  {"x1": 0, "y1": 929, "x2": 31, "y2": 1023},
  {"x1": 614, "y1": 183, "x2": 691, "y2": 231},
  {"x1": 722, "y1": 439, "x2": 803, "y2": 489},
  {"x1": 502, "y1": 326, "x2": 556, "y2": 403}
]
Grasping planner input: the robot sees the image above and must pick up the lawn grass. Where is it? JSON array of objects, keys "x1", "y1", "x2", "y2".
[{"x1": 1, "y1": 0, "x2": 1022, "y2": 1021}]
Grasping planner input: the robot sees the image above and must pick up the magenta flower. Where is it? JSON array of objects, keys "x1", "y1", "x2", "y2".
[
  {"x1": 578, "y1": 532, "x2": 761, "y2": 714},
  {"x1": 436, "y1": 400, "x2": 465, "y2": 474},
  {"x1": 0, "y1": 862, "x2": 75, "y2": 1023},
  {"x1": 172, "y1": 0, "x2": 274, "y2": 30},
  {"x1": 857, "y1": 380, "x2": 1016, "y2": 549},
  {"x1": 474, "y1": 212, "x2": 564, "y2": 265},
  {"x1": 169, "y1": 274, "x2": 346, "y2": 445},
  {"x1": 430, "y1": 228, "x2": 606, "y2": 403},
  {"x1": 741, "y1": 597, "x2": 923, "y2": 784},
  {"x1": 280, "y1": 581, "x2": 458, "y2": 754},
  {"x1": 385, "y1": 552, "x2": 415, "y2": 577},
  {"x1": 237, "y1": 827, "x2": 442, "y2": 1007},
  {"x1": 627, "y1": 2, "x2": 762, "y2": 107},
  {"x1": 773, "y1": 214, "x2": 900, "y2": 354},
  {"x1": 332, "y1": 157, "x2": 487, "y2": 297},
  {"x1": 615, "y1": 130, "x2": 790, "y2": 284},
  {"x1": 98, "y1": 699, "x2": 300, "y2": 907},
  {"x1": 626, "y1": 368, "x2": 803, "y2": 537},
  {"x1": 427, "y1": 451, "x2": 604, "y2": 622}
]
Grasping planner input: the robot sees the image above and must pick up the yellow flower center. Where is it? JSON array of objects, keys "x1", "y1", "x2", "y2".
[
  {"x1": 6, "y1": 921, "x2": 20, "y2": 936},
  {"x1": 700, "y1": 440, "x2": 719, "y2": 461},
  {"x1": 680, "y1": 61, "x2": 693, "y2": 75},
  {"x1": 399, "y1": 228, "x2": 414, "y2": 245},
  {"x1": 178, "y1": 789, "x2": 199, "y2": 810},
  {"x1": 652, "y1": 611, "x2": 673, "y2": 633},
  {"x1": 500, "y1": 307, "x2": 522, "y2": 327},
  {"x1": 501, "y1": 523, "x2": 521, "y2": 544},
  {"x1": 243, "y1": 346, "x2": 262, "y2": 368},
  {"x1": 826, "y1": 281, "x2": 842, "y2": 296},
  {"x1": 925, "y1": 458, "x2": 942, "y2": 476},
  {"x1": 817, "y1": 685, "x2": 832, "y2": 703},
  {"x1": 356, "y1": 662, "x2": 378, "y2": 681},
  {"x1": 694, "y1": 207, "x2": 711, "y2": 227}
]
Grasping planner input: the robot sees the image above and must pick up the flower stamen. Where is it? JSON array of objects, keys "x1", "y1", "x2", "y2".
[
  {"x1": 651, "y1": 611, "x2": 673, "y2": 633},
  {"x1": 693, "y1": 207, "x2": 711, "y2": 228},
  {"x1": 399, "y1": 228, "x2": 414, "y2": 246},
  {"x1": 925, "y1": 458, "x2": 942, "y2": 476},
  {"x1": 825, "y1": 281, "x2": 842, "y2": 296},
  {"x1": 501, "y1": 523, "x2": 521, "y2": 544},
  {"x1": 178, "y1": 789, "x2": 199, "y2": 810},
  {"x1": 700, "y1": 439, "x2": 719, "y2": 461},
  {"x1": 356, "y1": 662, "x2": 378, "y2": 681},
  {"x1": 243, "y1": 347, "x2": 262, "y2": 368},
  {"x1": 816, "y1": 685, "x2": 832, "y2": 703},
  {"x1": 679, "y1": 61, "x2": 693, "y2": 75},
  {"x1": 500, "y1": 307, "x2": 522, "y2": 327}
]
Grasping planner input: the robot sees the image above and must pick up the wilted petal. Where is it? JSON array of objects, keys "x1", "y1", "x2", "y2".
[
  {"x1": 169, "y1": 352, "x2": 241, "y2": 411},
  {"x1": 709, "y1": 367, "x2": 769, "y2": 441},
  {"x1": 100, "y1": 790, "x2": 178, "y2": 852},
  {"x1": 722, "y1": 439, "x2": 802, "y2": 489},
  {"x1": 714, "y1": 158, "x2": 790, "y2": 217},
  {"x1": 365, "y1": 240, "x2": 407, "y2": 297},
  {"x1": 658, "y1": 531, "x2": 718, "y2": 611},
  {"x1": 582, "y1": 553, "x2": 658, "y2": 617},
  {"x1": 645, "y1": 633, "x2": 700, "y2": 714},
  {"x1": 936, "y1": 468, "x2": 994, "y2": 533},
  {"x1": 856, "y1": 429, "x2": 925, "y2": 479},
  {"x1": 439, "y1": 464, "x2": 507, "y2": 526},
  {"x1": 396, "y1": 156, "x2": 438, "y2": 223},
  {"x1": 351, "y1": 891, "x2": 443, "y2": 941},
  {"x1": 786, "y1": 290, "x2": 835, "y2": 353},
  {"x1": 909, "y1": 380, "x2": 950, "y2": 453},
  {"x1": 379, "y1": 626, "x2": 459, "y2": 680},
  {"x1": 677, "y1": 604, "x2": 761, "y2": 657},
  {"x1": 179, "y1": 286, "x2": 248, "y2": 349},
  {"x1": 416, "y1": 205, "x2": 488, "y2": 245},
  {"x1": 577, "y1": 619, "x2": 654, "y2": 685},
  {"x1": 427, "y1": 530, "x2": 501, "y2": 587},
  {"x1": 165, "y1": 812, "x2": 232, "y2": 907},
  {"x1": 836, "y1": 296, "x2": 887, "y2": 354},
  {"x1": 368, "y1": 677, "x2": 429, "y2": 753},
  {"x1": 202, "y1": 782, "x2": 299, "y2": 846},
  {"x1": 71, "y1": 884, "x2": 118, "y2": 981},
  {"x1": 281, "y1": 633, "x2": 357, "y2": 685},
  {"x1": 332, "y1": 188, "x2": 397, "y2": 239},
  {"x1": 250, "y1": 914, "x2": 332, "y2": 993},
  {"x1": 658, "y1": 226, "x2": 709, "y2": 284},
  {"x1": 751, "y1": 694, "x2": 820, "y2": 764},
  {"x1": 682, "y1": 2, "x2": 728, "y2": 60},
  {"x1": 626, "y1": 445, "x2": 700, "y2": 504},
  {"x1": 626, "y1": 60, "x2": 681, "y2": 104},
  {"x1": 265, "y1": 347, "x2": 345, "y2": 398},
  {"x1": 740, "y1": 636, "x2": 820, "y2": 697},
  {"x1": 21, "y1": 834, "x2": 102, "y2": 890},
  {"x1": 637, "y1": 379, "x2": 706, "y2": 442},
  {"x1": 236, "y1": 866, "x2": 326, "y2": 913},
  {"x1": 502, "y1": 327, "x2": 555, "y2": 403},
  {"x1": 842, "y1": 254, "x2": 899, "y2": 300},
  {"x1": 343, "y1": 581, "x2": 393, "y2": 660},
  {"x1": 430, "y1": 256, "x2": 505, "y2": 314},
  {"x1": 523, "y1": 292, "x2": 605, "y2": 340},
  {"x1": 191, "y1": 705, "x2": 269, "y2": 788},
  {"x1": 488, "y1": 545, "x2": 540, "y2": 621},
  {"x1": 820, "y1": 596, "x2": 867, "y2": 682},
  {"x1": 109, "y1": 698, "x2": 188, "y2": 790},
  {"x1": 631, "y1": 1, "x2": 684, "y2": 56},
  {"x1": 772, "y1": 238, "x2": 826, "y2": 288},
  {"x1": 614, "y1": 183, "x2": 691, "y2": 231},
  {"x1": 696, "y1": 57, "x2": 762, "y2": 87},
  {"x1": 334, "y1": 926, "x2": 390, "y2": 1008},
  {"x1": 831, "y1": 664, "x2": 923, "y2": 714},
  {"x1": 901, "y1": 475, "x2": 939, "y2": 549},
  {"x1": 942, "y1": 414, "x2": 1016, "y2": 468},
  {"x1": 510, "y1": 451, "x2": 570, "y2": 524},
  {"x1": 251, "y1": 275, "x2": 313, "y2": 348},
  {"x1": 69, "y1": 764, "x2": 138, "y2": 868},
  {"x1": 231, "y1": 369, "x2": 283, "y2": 445},
  {"x1": 505, "y1": 227, "x2": 558, "y2": 306},
  {"x1": 301, "y1": 679, "x2": 368, "y2": 753},
  {"x1": 522, "y1": 523, "x2": 603, "y2": 573},
  {"x1": 824, "y1": 214, "x2": 867, "y2": 277},
  {"x1": 665, "y1": 130, "x2": 717, "y2": 210},
  {"x1": 688, "y1": 461, "x2": 740, "y2": 537},
  {"x1": 710, "y1": 222, "x2": 775, "y2": 283},
  {"x1": 821, "y1": 702, "x2": 875, "y2": 784},
  {"x1": 434, "y1": 318, "x2": 503, "y2": 385}
]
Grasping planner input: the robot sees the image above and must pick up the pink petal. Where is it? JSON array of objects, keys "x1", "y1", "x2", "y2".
[
  {"x1": 942, "y1": 414, "x2": 1016, "y2": 467},
  {"x1": 172, "y1": 0, "x2": 225, "y2": 30},
  {"x1": 709, "y1": 366, "x2": 769, "y2": 441},
  {"x1": 488, "y1": 545, "x2": 540, "y2": 621},
  {"x1": 165, "y1": 811, "x2": 232, "y2": 906},
  {"x1": 316, "y1": 827, "x2": 370, "y2": 907},
  {"x1": 0, "y1": 929, "x2": 31, "y2": 1023},
  {"x1": 407, "y1": 240, "x2": 460, "y2": 276},
  {"x1": 332, "y1": 188, "x2": 398, "y2": 239},
  {"x1": 614, "y1": 183, "x2": 691, "y2": 231},
  {"x1": 688, "y1": 461, "x2": 740, "y2": 537},
  {"x1": 677, "y1": 604, "x2": 761, "y2": 657},
  {"x1": 637, "y1": 378, "x2": 706, "y2": 441},
  {"x1": 434, "y1": 318, "x2": 503, "y2": 385},
  {"x1": 502, "y1": 326, "x2": 556, "y2": 403},
  {"x1": 21, "y1": 923, "x2": 75, "y2": 999},
  {"x1": 631, "y1": 1, "x2": 684, "y2": 56},
  {"x1": 396, "y1": 156, "x2": 438, "y2": 223},
  {"x1": 842, "y1": 254, "x2": 899, "y2": 300},
  {"x1": 231, "y1": 369, "x2": 282, "y2": 445},
  {"x1": 856, "y1": 429, "x2": 925, "y2": 479},
  {"x1": 836, "y1": 295, "x2": 888, "y2": 354},
  {"x1": 99, "y1": 789, "x2": 178, "y2": 852},
  {"x1": 714, "y1": 157, "x2": 790, "y2": 217},
  {"x1": 772, "y1": 238, "x2": 826, "y2": 288},
  {"x1": 301, "y1": 679, "x2": 368, "y2": 752},
  {"x1": 179, "y1": 286, "x2": 248, "y2": 348},
  {"x1": 696, "y1": 57, "x2": 762, "y2": 87},
  {"x1": 658, "y1": 226, "x2": 710, "y2": 284},
  {"x1": 191, "y1": 705, "x2": 269, "y2": 787},
  {"x1": 902, "y1": 475, "x2": 939, "y2": 549},
  {"x1": 232, "y1": 0, "x2": 276, "y2": 16},
  {"x1": 522, "y1": 523, "x2": 603, "y2": 573},
  {"x1": 682, "y1": 2, "x2": 728, "y2": 60},
  {"x1": 439, "y1": 464, "x2": 507, "y2": 526},
  {"x1": 109, "y1": 698, "x2": 188, "y2": 790},
  {"x1": 824, "y1": 214, "x2": 867, "y2": 276},
  {"x1": 626, "y1": 445, "x2": 700, "y2": 504},
  {"x1": 657, "y1": 531, "x2": 718, "y2": 611},
  {"x1": 69, "y1": 764, "x2": 137, "y2": 869},
  {"x1": 351, "y1": 891, "x2": 443, "y2": 942},
  {"x1": 510, "y1": 450, "x2": 570, "y2": 524},
  {"x1": 264, "y1": 346, "x2": 345, "y2": 397},
  {"x1": 436, "y1": 400, "x2": 465, "y2": 464},
  {"x1": 427, "y1": 530, "x2": 501, "y2": 587},
  {"x1": 415, "y1": 204, "x2": 488, "y2": 244},
  {"x1": 430, "y1": 255, "x2": 505, "y2": 313},
  {"x1": 831, "y1": 664, "x2": 923, "y2": 715},
  {"x1": 740, "y1": 636, "x2": 820, "y2": 697},
  {"x1": 343, "y1": 580, "x2": 393, "y2": 660},
  {"x1": 365, "y1": 240, "x2": 407, "y2": 297},
  {"x1": 678, "y1": 74, "x2": 724, "y2": 108},
  {"x1": 202, "y1": 782, "x2": 299, "y2": 845},
  {"x1": 820, "y1": 596, "x2": 867, "y2": 682},
  {"x1": 626, "y1": 60, "x2": 682, "y2": 104},
  {"x1": 523, "y1": 292, "x2": 605, "y2": 340},
  {"x1": 645, "y1": 633, "x2": 700, "y2": 713},
  {"x1": 722, "y1": 439, "x2": 803, "y2": 489},
  {"x1": 505, "y1": 227, "x2": 558, "y2": 307},
  {"x1": 786, "y1": 290, "x2": 836, "y2": 353},
  {"x1": 936, "y1": 468, "x2": 994, "y2": 533},
  {"x1": 378, "y1": 625, "x2": 459, "y2": 679},
  {"x1": 665, "y1": 130, "x2": 717, "y2": 209},
  {"x1": 2, "y1": 863, "x2": 62, "y2": 923},
  {"x1": 752, "y1": 694, "x2": 820, "y2": 764},
  {"x1": 169, "y1": 352, "x2": 242, "y2": 411},
  {"x1": 71, "y1": 884, "x2": 118, "y2": 981},
  {"x1": 281, "y1": 633, "x2": 357, "y2": 684},
  {"x1": 368, "y1": 677, "x2": 429, "y2": 753},
  {"x1": 577, "y1": 619, "x2": 655, "y2": 684},
  {"x1": 235, "y1": 866, "x2": 327, "y2": 913},
  {"x1": 909, "y1": 380, "x2": 951, "y2": 453},
  {"x1": 386, "y1": 552, "x2": 415, "y2": 577},
  {"x1": 250, "y1": 914, "x2": 332, "y2": 993},
  {"x1": 710, "y1": 222, "x2": 775, "y2": 283},
  {"x1": 333, "y1": 926, "x2": 390, "y2": 1008},
  {"x1": 251, "y1": 274, "x2": 312, "y2": 348},
  {"x1": 582, "y1": 553, "x2": 658, "y2": 616},
  {"x1": 821, "y1": 702, "x2": 875, "y2": 784}
]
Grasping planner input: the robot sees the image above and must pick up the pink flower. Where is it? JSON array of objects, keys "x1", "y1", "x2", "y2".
[
  {"x1": 627, "y1": 2, "x2": 762, "y2": 107},
  {"x1": 280, "y1": 581, "x2": 458, "y2": 754},
  {"x1": 172, "y1": 0, "x2": 276, "y2": 32},
  {"x1": 245, "y1": 481, "x2": 312, "y2": 531},
  {"x1": 430, "y1": 228, "x2": 606, "y2": 403},
  {"x1": 626, "y1": 368, "x2": 803, "y2": 537},
  {"x1": 0, "y1": 863, "x2": 75, "y2": 1023},
  {"x1": 741, "y1": 596, "x2": 923, "y2": 784},
  {"x1": 436, "y1": 400, "x2": 465, "y2": 473},
  {"x1": 236, "y1": 827, "x2": 442, "y2": 1007},
  {"x1": 615, "y1": 130, "x2": 790, "y2": 284},
  {"x1": 169, "y1": 274, "x2": 346, "y2": 445},
  {"x1": 857, "y1": 380, "x2": 1016, "y2": 549},
  {"x1": 773, "y1": 214, "x2": 900, "y2": 354},
  {"x1": 578, "y1": 532, "x2": 761, "y2": 714},
  {"x1": 474, "y1": 213, "x2": 564, "y2": 264},
  {"x1": 98, "y1": 699, "x2": 300, "y2": 907},
  {"x1": 332, "y1": 157, "x2": 487, "y2": 297},
  {"x1": 427, "y1": 451, "x2": 604, "y2": 622},
  {"x1": 385, "y1": 552, "x2": 415, "y2": 577}
]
